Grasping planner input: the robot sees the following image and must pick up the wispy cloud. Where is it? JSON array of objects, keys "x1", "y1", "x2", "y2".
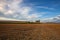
[
  {"x1": 0, "y1": 0, "x2": 58, "y2": 22},
  {"x1": 42, "y1": 15, "x2": 60, "y2": 23},
  {"x1": 36, "y1": 6, "x2": 55, "y2": 10},
  {"x1": 0, "y1": 17, "x2": 20, "y2": 21},
  {"x1": 0, "y1": 0, "x2": 43, "y2": 21}
]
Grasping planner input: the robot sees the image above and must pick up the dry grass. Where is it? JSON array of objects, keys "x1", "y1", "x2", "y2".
[{"x1": 0, "y1": 24, "x2": 60, "y2": 40}]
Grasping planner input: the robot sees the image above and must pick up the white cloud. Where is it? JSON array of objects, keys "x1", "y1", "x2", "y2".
[
  {"x1": 41, "y1": 18, "x2": 54, "y2": 22},
  {"x1": 0, "y1": 17, "x2": 19, "y2": 21},
  {"x1": 0, "y1": 4, "x2": 5, "y2": 12},
  {"x1": 26, "y1": 14, "x2": 38, "y2": 19},
  {"x1": 0, "y1": 7, "x2": 3, "y2": 11},
  {"x1": 20, "y1": 7, "x2": 31, "y2": 16},
  {"x1": 0, "y1": 0, "x2": 44, "y2": 21},
  {"x1": 0, "y1": 16, "x2": 27, "y2": 21},
  {"x1": 5, "y1": 10, "x2": 14, "y2": 15},
  {"x1": 0, "y1": 0, "x2": 23, "y2": 14},
  {"x1": 36, "y1": 6, "x2": 55, "y2": 10},
  {"x1": 42, "y1": 15, "x2": 60, "y2": 23}
]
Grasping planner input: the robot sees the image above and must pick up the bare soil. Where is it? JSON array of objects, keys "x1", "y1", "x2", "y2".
[{"x1": 0, "y1": 24, "x2": 60, "y2": 40}]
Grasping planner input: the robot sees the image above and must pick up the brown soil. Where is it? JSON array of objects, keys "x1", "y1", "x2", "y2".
[{"x1": 0, "y1": 24, "x2": 60, "y2": 40}]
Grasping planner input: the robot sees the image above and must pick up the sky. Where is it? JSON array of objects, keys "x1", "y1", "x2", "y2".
[{"x1": 0, "y1": 0, "x2": 60, "y2": 22}]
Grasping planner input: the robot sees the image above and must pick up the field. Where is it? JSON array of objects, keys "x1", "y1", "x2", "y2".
[{"x1": 0, "y1": 24, "x2": 60, "y2": 40}]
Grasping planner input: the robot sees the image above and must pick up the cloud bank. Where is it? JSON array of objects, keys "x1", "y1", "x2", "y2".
[
  {"x1": 0, "y1": 0, "x2": 40, "y2": 21},
  {"x1": 0, "y1": 0, "x2": 60, "y2": 23},
  {"x1": 42, "y1": 15, "x2": 60, "y2": 23}
]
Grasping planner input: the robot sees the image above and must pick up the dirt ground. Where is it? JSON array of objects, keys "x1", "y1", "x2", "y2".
[{"x1": 0, "y1": 24, "x2": 60, "y2": 40}]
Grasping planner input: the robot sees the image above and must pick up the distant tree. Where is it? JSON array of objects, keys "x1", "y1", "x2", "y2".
[{"x1": 36, "y1": 20, "x2": 40, "y2": 23}]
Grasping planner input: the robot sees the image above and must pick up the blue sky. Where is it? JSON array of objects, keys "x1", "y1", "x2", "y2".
[{"x1": 0, "y1": 0, "x2": 60, "y2": 22}]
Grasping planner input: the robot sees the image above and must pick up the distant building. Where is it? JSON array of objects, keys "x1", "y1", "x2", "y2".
[{"x1": 35, "y1": 20, "x2": 40, "y2": 23}]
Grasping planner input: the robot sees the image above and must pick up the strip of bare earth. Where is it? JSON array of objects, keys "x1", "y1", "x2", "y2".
[{"x1": 0, "y1": 24, "x2": 60, "y2": 40}]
